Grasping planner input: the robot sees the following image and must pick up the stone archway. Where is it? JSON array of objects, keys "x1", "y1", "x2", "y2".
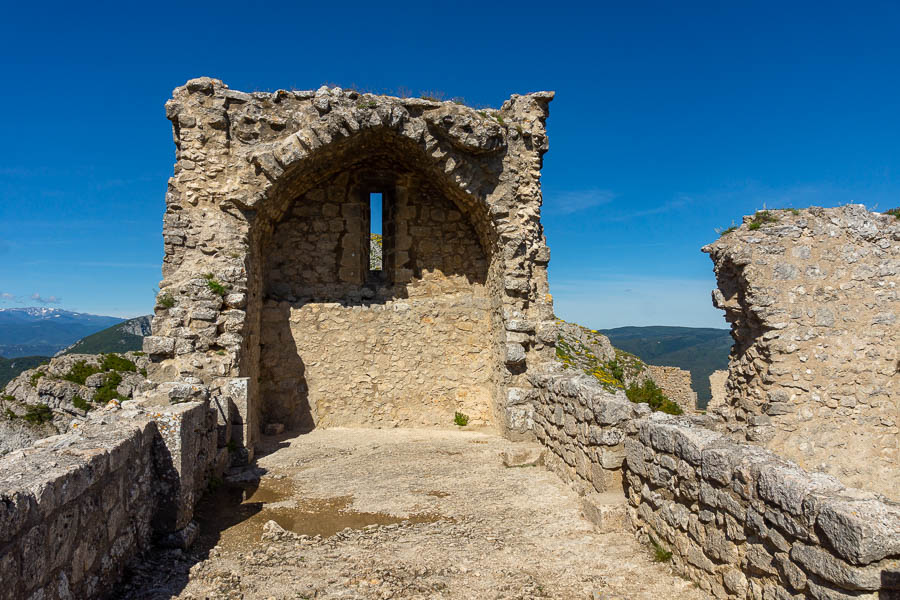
[
  {"x1": 146, "y1": 78, "x2": 557, "y2": 456},
  {"x1": 252, "y1": 130, "x2": 497, "y2": 431}
]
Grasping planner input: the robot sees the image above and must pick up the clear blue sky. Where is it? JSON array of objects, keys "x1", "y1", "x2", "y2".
[{"x1": 1, "y1": 2, "x2": 898, "y2": 327}]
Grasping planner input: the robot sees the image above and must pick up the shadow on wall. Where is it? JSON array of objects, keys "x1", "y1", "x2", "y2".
[{"x1": 259, "y1": 301, "x2": 313, "y2": 432}]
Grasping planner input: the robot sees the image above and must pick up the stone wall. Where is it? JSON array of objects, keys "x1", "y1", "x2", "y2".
[
  {"x1": 646, "y1": 364, "x2": 698, "y2": 413},
  {"x1": 257, "y1": 168, "x2": 494, "y2": 429},
  {"x1": 529, "y1": 369, "x2": 900, "y2": 599},
  {"x1": 0, "y1": 394, "x2": 216, "y2": 599},
  {"x1": 0, "y1": 396, "x2": 220, "y2": 599},
  {"x1": 151, "y1": 78, "x2": 557, "y2": 449},
  {"x1": 529, "y1": 369, "x2": 648, "y2": 499},
  {"x1": 703, "y1": 205, "x2": 899, "y2": 498},
  {"x1": 709, "y1": 369, "x2": 728, "y2": 411}
]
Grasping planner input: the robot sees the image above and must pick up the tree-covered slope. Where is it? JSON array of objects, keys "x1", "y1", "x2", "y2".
[
  {"x1": 0, "y1": 355, "x2": 49, "y2": 388},
  {"x1": 599, "y1": 326, "x2": 732, "y2": 408},
  {"x1": 57, "y1": 316, "x2": 151, "y2": 356}
]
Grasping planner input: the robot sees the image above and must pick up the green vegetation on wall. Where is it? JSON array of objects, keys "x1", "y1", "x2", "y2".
[{"x1": 600, "y1": 326, "x2": 731, "y2": 408}]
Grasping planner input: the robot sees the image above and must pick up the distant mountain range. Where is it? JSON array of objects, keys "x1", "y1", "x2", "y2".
[
  {"x1": 600, "y1": 326, "x2": 733, "y2": 408},
  {"x1": 0, "y1": 311, "x2": 153, "y2": 387},
  {"x1": 0, "y1": 308, "x2": 125, "y2": 357}
]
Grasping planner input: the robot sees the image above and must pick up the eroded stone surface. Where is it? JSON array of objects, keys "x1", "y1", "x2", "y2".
[{"x1": 703, "y1": 205, "x2": 900, "y2": 498}]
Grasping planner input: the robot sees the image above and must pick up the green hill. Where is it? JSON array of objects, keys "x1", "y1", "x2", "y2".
[
  {"x1": 58, "y1": 316, "x2": 151, "y2": 356},
  {"x1": 599, "y1": 326, "x2": 732, "y2": 408},
  {"x1": 0, "y1": 355, "x2": 49, "y2": 388}
]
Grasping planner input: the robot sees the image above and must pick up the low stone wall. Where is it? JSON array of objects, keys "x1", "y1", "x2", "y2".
[
  {"x1": 0, "y1": 395, "x2": 220, "y2": 599},
  {"x1": 0, "y1": 415, "x2": 157, "y2": 599},
  {"x1": 530, "y1": 369, "x2": 900, "y2": 598},
  {"x1": 530, "y1": 369, "x2": 648, "y2": 500}
]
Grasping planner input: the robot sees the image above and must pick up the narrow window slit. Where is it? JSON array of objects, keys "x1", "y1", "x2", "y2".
[{"x1": 369, "y1": 192, "x2": 383, "y2": 271}]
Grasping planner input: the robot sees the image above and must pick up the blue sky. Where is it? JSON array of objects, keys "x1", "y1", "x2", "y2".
[{"x1": 1, "y1": 2, "x2": 898, "y2": 327}]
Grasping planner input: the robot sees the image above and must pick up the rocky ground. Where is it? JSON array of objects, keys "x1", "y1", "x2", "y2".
[{"x1": 116, "y1": 428, "x2": 709, "y2": 600}]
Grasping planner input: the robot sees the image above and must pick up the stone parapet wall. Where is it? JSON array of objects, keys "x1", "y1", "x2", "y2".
[
  {"x1": 0, "y1": 415, "x2": 157, "y2": 600},
  {"x1": 530, "y1": 370, "x2": 900, "y2": 598},
  {"x1": 703, "y1": 205, "x2": 899, "y2": 498},
  {"x1": 646, "y1": 364, "x2": 698, "y2": 413},
  {"x1": 0, "y1": 395, "x2": 221, "y2": 599}
]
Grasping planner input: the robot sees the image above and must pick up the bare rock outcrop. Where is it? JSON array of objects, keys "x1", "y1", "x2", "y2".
[
  {"x1": 703, "y1": 204, "x2": 899, "y2": 498},
  {"x1": 1, "y1": 352, "x2": 152, "y2": 454}
]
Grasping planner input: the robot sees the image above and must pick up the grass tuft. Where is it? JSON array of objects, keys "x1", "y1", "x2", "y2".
[
  {"x1": 29, "y1": 370, "x2": 45, "y2": 387},
  {"x1": 650, "y1": 536, "x2": 673, "y2": 562},
  {"x1": 454, "y1": 412, "x2": 469, "y2": 427},
  {"x1": 716, "y1": 225, "x2": 738, "y2": 237},
  {"x1": 157, "y1": 292, "x2": 176, "y2": 309},
  {"x1": 204, "y1": 273, "x2": 228, "y2": 296}
]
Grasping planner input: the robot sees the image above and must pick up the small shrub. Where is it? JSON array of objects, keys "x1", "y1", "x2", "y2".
[
  {"x1": 157, "y1": 292, "x2": 176, "y2": 309},
  {"x1": 650, "y1": 536, "x2": 672, "y2": 563},
  {"x1": 2, "y1": 394, "x2": 16, "y2": 403},
  {"x1": 63, "y1": 361, "x2": 101, "y2": 385},
  {"x1": 748, "y1": 210, "x2": 778, "y2": 231},
  {"x1": 450, "y1": 97, "x2": 466, "y2": 105},
  {"x1": 886, "y1": 207, "x2": 900, "y2": 219},
  {"x1": 140, "y1": 368, "x2": 148, "y2": 377},
  {"x1": 604, "y1": 360, "x2": 625, "y2": 385},
  {"x1": 132, "y1": 351, "x2": 145, "y2": 356},
  {"x1": 626, "y1": 380, "x2": 683, "y2": 415},
  {"x1": 4, "y1": 408, "x2": 17, "y2": 420},
  {"x1": 23, "y1": 403, "x2": 53, "y2": 425},
  {"x1": 29, "y1": 370, "x2": 45, "y2": 387},
  {"x1": 717, "y1": 225, "x2": 738, "y2": 236},
  {"x1": 495, "y1": 114, "x2": 505, "y2": 126},
  {"x1": 204, "y1": 273, "x2": 228, "y2": 297},
  {"x1": 454, "y1": 412, "x2": 469, "y2": 427},
  {"x1": 93, "y1": 372, "x2": 124, "y2": 404},
  {"x1": 419, "y1": 90, "x2": 445, "y2": 102},
  {"x1": 100, "y1": 354, "x2": 136, "y2": 373},
  {"x1": 72, "y1": 394, "x2": 92, "y2": 412}
]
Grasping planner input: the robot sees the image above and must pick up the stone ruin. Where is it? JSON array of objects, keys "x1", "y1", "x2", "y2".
[
  {"x1": 147, "y1": 78, "x2": 556, "y2": 453},
  {"x1": 1, "y1": 80, "x2": 898, "y2": 600},
  {"x1": 704, "y1": 205, "x2": 900, "y2": 498}
]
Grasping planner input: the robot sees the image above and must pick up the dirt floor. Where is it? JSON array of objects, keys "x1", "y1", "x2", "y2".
[{"x1": 115, "y1": 428, "x2": 709, "y2": 600}]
